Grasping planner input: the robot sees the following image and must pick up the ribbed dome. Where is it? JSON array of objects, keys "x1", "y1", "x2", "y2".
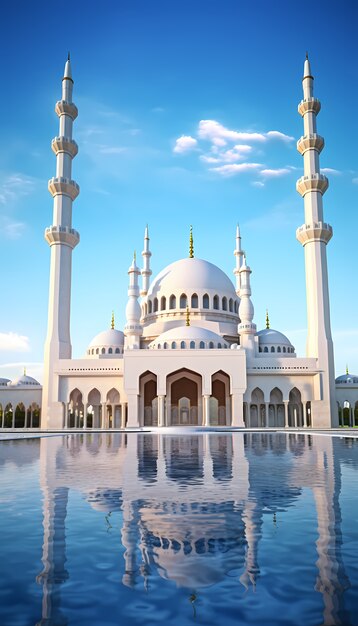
[
  {"x1": 147, "y1": 258, "x2": 236, "y2": 297},
  {"x1": 149, "y1": 325, "x2": 228, "y2": 349},
  {"x1": 335, "y1": 373, "x2": 358, "y2": 384},
  {"x1": 9, "y1": 374, "x2": 40, "y2": 387}
]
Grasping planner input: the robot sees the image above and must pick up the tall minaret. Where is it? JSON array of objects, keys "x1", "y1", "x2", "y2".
[
  {"x1": 140, "y1": 225, "x2": 152, "y2": 297},
  {"x1": 124, "y1": 252, "x2": 143, "y2": 349},
  {"x1": 238, "y1": 255, "x2": 256, "y2": 357},
  {"x1": 42, "y1": 56, "x2": 80, "y2": 428},
  {"x1": 233, "y1": 224, "x2": 244, "y2": 296},
  {"x1": 296, "y1": 55, "x2": 337, "y2": 427}
]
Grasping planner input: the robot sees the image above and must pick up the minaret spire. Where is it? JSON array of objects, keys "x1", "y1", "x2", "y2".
[
  {"x1": 111, "y1": 311, "x2": 115, "y2": 330},
  {"x1": 238, "y1": 254, "x2": 256, "y2": 358},
  {"x1": 265, "y1": 309, "x2": 270, "y2": 329},
  {"x1": 140, "y1": 225, "x2": 152, "y2": 297},
  {"x1": 233, "y1": 224, "x2": 244, "y2": 296},
  {"x1": 42, "y1": 57, "x2": 80, "y2": 428},
  {"x1": 186, "y1": 306, "x2": 190, "y2": 327},
  {"x1": 124, "y1": 252, "x2": 143, "y2": 349},
  {"x1": 296, "y1": 56, "x2": 337, "y2": 427},
  {"x1": 189, "y1": 225, "x2": 194, "y2": 258}
]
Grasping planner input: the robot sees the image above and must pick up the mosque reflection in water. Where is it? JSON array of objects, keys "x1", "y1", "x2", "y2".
[{"x1": 35, "y1": 433, "x2": 354, "y2": 625}]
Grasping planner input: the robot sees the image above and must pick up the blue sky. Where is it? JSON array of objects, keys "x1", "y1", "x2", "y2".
[{"x1": 0, "y1": 0, "x2": 357, "y2": 382}]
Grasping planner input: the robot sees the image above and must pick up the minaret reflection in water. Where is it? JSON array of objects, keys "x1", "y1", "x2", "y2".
[{"x1": 36, "y1": 432, "x2": 351, "y2": 625}]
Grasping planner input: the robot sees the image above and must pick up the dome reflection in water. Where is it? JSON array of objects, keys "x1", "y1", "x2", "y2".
[{"x1": 0, "y1": 433, "x2": 357, "y2": 626}]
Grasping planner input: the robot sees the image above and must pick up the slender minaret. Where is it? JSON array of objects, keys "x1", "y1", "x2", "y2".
[
  {"x1": 42, "y1": 56, "x2": 80, "y2": 428},
  {"x1": 140, "y1": 225, "x2": 152, "y2": 297},
  {"x1": 238, "y1": 255, "x2": 256, "y2": 357},
  {"x1": 296, "y1": 55, "x2": 337, "y2": 427},
  {"x1": 124, "y1": 252, "x2": 143, "y2": 349},
  {"x1": 233, "y1": 224, "x2": 244, "y2": 296}
]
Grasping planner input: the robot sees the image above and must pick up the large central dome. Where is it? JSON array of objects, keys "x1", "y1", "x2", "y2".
[{"x1": 147, "y1": 258, "x2": 236, "y2": 297}]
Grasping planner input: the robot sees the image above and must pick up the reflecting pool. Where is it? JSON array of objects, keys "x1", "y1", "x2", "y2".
[{"x1": 0, "y1": 433, "x2": 358, "y2": 625}]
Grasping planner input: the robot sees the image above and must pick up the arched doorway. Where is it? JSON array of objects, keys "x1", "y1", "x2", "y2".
[
  {"x1": 167, "y1": 369, "x2": 202, "y2": 426},
  {"x1": 288, "y1": 388, "x2": 303, "y2": 427},
  {"x1": 250, "y1": 388, "x2": 265, "y2": 427},
  {"x1": 88, "y1": 388, "x2": 101, "y2": 428},
  {"x1": 269, "y1": 387, "x2": 284, "y2": 427},
  {"x1": 106, "y1": 388, "x2": 120, "y2": 428},
  {"x1": 68, "y1": 389, "x2": 84, "y2": 428},
  {"x1": 140, "y1": 372, "x2": 158, "y2": 426},
  {"x1": 4, "y1": 404, "x2": 13, "y2": 428},
  {"x1": 211, "y1": 371, "x2": 230, "y2": 426}
]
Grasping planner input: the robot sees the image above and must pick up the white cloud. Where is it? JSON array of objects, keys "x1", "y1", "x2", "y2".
[
  {"x1": 352, "y1": 177, "x2": 358, "y2": 184},
  {"x1": 260, "y1": 168, "x2": 291, "y2": 178},
  {"x1": 0, "y1": 332, "x2": 30, "y2": 352},
  {"x1": 0, "y1": 216, "x2": 26, "y2": 239},
  {"x1": 98, "y1": 145, "x2": 127, "y2": 155},
  {"x1": 198, "y1": 120, "x2": 266, "y2": 147},
  {"x1": 210, "y1": 163, "x2": 262, "y2": 177},
  {"x1": 0, "y1": 172, "x2": 37, "y2": 205},
  {"x1": 321, "y1": 168, "x2": 341, "y2": 175},
  {"x1": 173, "y1": 135, "x2": 198, "y2": 154},
  {"x1": 201, "y1": 144, "x2": 253, "y2": 165},
  {"x1": 252, "y1": 181, "x2": 265, "y2": 187},
  {"x1": 266, "y1": 130, "x2": 294, "y2": 142}
]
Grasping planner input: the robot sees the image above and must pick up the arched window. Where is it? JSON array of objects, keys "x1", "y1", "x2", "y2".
[
  {"x1": 259, "y1": 346, "x2": 262, "y2": 353},
  {"x1": 191, "y1": 293, "x2": 198, "y2": 308},
  {"x1": 161, "y1": 296, "x2": 166, "y2": 310},
  {"x1": 101, "y1": 347, "x2": 106, "y2": 354},
  {"x1": 163, "y1": 342, "x2": 168, "y2": 349},
  {"x1": 213, "y1": 295, "x2": 219, "y2": 310},
  {"x1": 229, "y1": 298, "x2": 233, "y2": 312},
  {"x1": 157, "y1": 344, "x2": 161, "y2": 349},
  {"x1": 190, "y1": 341, "x2": 195, "y2": 349},
  {"x1": 91, "y1": 349, "x2": 94, "y2": 355},
  {"x1": 148, "y1": 300, "x2": 152, "y2": 314},
  {"x1": 264, "y1": 346, "x2": 268, "y2": 353},
  {"x1": 203, "y1": 294, "x2": 209, "y2": 309},
  {"x1": 222, "y1": 297, "x2": 227, "y2": 311},
  {"x1": 171, "y1": 341, "x2": 176, "y2": 349},
  {"x1": 199, "y1": 341, "x2": 205, "y2": 349},
  {"x1": 169, "y1": 295, "x2": 176, "y2": 309},
  {"x1": 218, "y1": 343, "x2": 222, "y2": 349},
  {"x1": 115, "y1": 348, "x2": 120, "y2": 354},
  {"x1": 277, "y1": 346, "x2": 281, "y2": 353},
  {"x1": 180, "y1": 293, "x2": 187, "y2": 309},
  {"x1": 234, "y1": 301, "x2": 238, "y2": 313},
  {"x1": 109, "y1": 347, "x2": 113, "y2": 354},
  {"x1": 271, "y1": 346, "x2": 275, "y2": 352},
  {"x1": 180, "y1": 341, "x2": 186, "y2": 349},
  {"x1": 154, "y1": 297, "x2": 158, "y2": 312},
  {"x1": 209, "y1": 341, "x2": 214, "y2": 349},
  {"x1": 96, "y1": 348, "x2": 99, "y2": 354}
]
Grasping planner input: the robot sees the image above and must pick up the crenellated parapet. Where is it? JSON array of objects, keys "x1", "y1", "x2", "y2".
[
  {"x1": 55, "y1": 100, "x2": 78, "y2": 120},
  {"x1": 51, "y1": 136, "x2": 78, "y2": 158},
  {"x1": 298, "y1": 97, "x2": 321, "y2": 116},
  {"x1": 297, "y1": 134, "x2": 324, "y2": 155},
  {"x1": 296, "y1": 222, "x2": 333, "y2": 246},
  {"x1": 48, "y1": 176, "x2": 80, "y2": 200},
  {"x1": 296, "y1": 174, "x2": 328, "y2": 197}
]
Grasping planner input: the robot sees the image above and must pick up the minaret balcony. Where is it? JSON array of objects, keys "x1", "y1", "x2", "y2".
[
  {"x1": 296, "y1": 174, "x2": 328, "y2": 197},
  {"x1": 238, "y1": 322, "x2": 257, "y2": 335},
  {"x1": 55, "y1": 100, "x2": 78, "y2": 120},
  {"x1": 297, "y1": 134, "x2": 324, "y2": 155},
  {"x1": 298, "y1": 97, "x2": 321, "y2": 116},
  {"x1": 44, "y1": 225, "x2": 80, "y2": 249},
  {"x1": 296, "y1": 222, "x2": 333, "y2": 245},
  {"x1": 51, "y1": 136, "x2": 78, "y2": 158},
  {"x1": 48, "y1": 177, "x2": 80, "y2": 200}
]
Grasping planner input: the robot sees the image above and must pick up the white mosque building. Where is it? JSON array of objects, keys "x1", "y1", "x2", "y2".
[{"x1": 0, "y1": 56, "x2": 357, "y2": 430}]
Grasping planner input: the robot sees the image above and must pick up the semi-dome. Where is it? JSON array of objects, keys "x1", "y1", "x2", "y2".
[
  {"x1": 149, "y1": 324, "x2": 229, "y2": 350},
  {"x1": 87, "y1": 328, "x2": 124, "y2": 357},
  {"x1": 9, "y1": 374, "x2": 40, "y2": 387},
  {"x1": 335, "y1": 373, "x2": 358, "y2": 384},
  {"x1": 257, "y1": 328, "x2": 295, "y2": 356}
]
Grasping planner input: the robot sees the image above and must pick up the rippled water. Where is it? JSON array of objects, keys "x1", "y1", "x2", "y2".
[{"x1": 0, "y1": 433, "x2": 358, "y2": 626}]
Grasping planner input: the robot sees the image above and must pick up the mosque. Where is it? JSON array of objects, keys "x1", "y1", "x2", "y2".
[{"x1": 0, "y1": 56, "x2": 357, "y2": 430}]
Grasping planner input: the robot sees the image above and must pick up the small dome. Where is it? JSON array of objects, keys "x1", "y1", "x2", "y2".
[
  {"x1": 149, "y1": 325, "x2": 229, "y2": 349},
  {"x1": 257, "y1": 328, "x2": 295, "y2": 356},
  {"x1": 9, "y1": 374, "x2": 40, "y2": 387},
  {"x1": 335, "y1": 373, "x2": 358, "y2": 384},
  {"x1": 0, "y1": 377, "x2": 10, "y2": 386},
  {"x1": 148, "y1": 258, "x2": 237, "y2": 297},
  {"x1": 87, "y1": 328, "x2": 124, "y2": 357}
]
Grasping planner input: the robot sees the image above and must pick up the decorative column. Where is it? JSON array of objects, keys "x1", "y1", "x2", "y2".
[
  {"x1": 120, "y1": 403, "x2": 126, "y2": 429},
  {"x1": 284, "y1": 401, "x2": 289, "y2": 428},
  {"x1": 233, "y1": 224, "x2": 244, "y2": 296},
  {"x1": 42, "y1": 56, "x2": 80, "y2": 429},
  {"x1": 296, "y1": 55, "x2": 337, "y2": 427},
  {"x1": 265, "y1": 402, "x2": 270, "y2": 428},
  {"x1": 158, "y1": 395, "x2": 165, "y2": 427},
  {"x1": 238, "y1": 256, "x2": 257, "y2": 359},
  {"x1": 140, "y1": 225, "x2": 152, "y2": 297},
  {"x1": 203, "y1": 395, "x2": 210, "y2": 427}
]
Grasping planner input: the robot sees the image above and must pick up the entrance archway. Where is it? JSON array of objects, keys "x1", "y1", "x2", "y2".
[
  {"x1": 140, "y1": 372, "x2": 158, "y2": 426},
  {"x1": 167, "y1": 369, "x2": 202, "y2": 426}
]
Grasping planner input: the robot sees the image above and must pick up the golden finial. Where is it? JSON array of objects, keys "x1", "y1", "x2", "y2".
[
  {"x1": 189, "y1": 225, "x2": 194, "y2": 258},
  {"x1": 23, "y1": 366, "x2": 26, "y2": 376},
  {"x1": 133, "y1": 250, "x2": 136, "y2": 263},
  {"x1": 111, "y1": 311, "x2": 115, "y2": 330},
  {"x1": 265, "y1": 309, "x2": 270, "y2": 329},
  {"x1": 346, "y1": 364, "x2": 349, "y2": 375},
  {"x1": 186, "y1": 305, "x2": 190, "y2": 326}
]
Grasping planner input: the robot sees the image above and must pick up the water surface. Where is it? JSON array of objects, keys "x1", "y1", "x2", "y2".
[{"x1": 0, "y1": 432, "x2": 357, "y2": 626}]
